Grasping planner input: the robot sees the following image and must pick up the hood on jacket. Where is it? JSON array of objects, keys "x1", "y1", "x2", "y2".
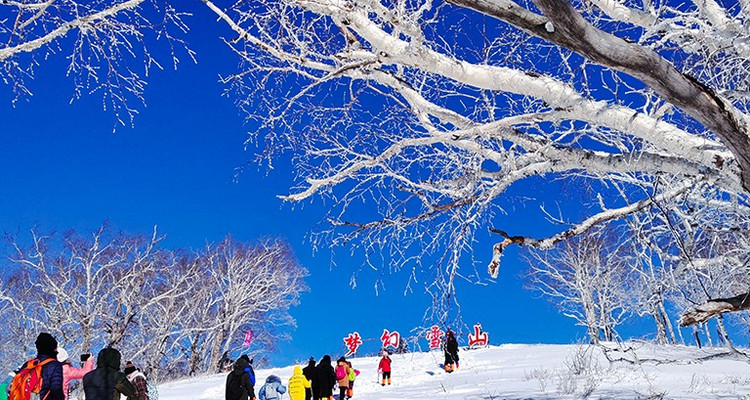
[
  {"x1": 318, "y1": 355, "x2": 331, "y2": 368},
  {"x1": 232, "y1": 357, "x2": 249, "y2": 376},
  {"x1": 96, "y1": 348, "x2": 121, "y2": 370},
  {"x1": 265, "y1": 375, "x2": 282, "y2": 384},
  {"x1": 293, "y1": 366, "x2": 303, "y2": 375}
]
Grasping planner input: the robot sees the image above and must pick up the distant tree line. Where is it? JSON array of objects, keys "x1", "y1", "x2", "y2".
[
  {"x1": 0, "y1": 224, "x2": 308, "y2": 381},
  {"x1": 526, "y1": 199, "x2": 750, "y2": 349}
]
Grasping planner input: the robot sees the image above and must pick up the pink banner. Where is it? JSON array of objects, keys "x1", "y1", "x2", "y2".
[{"x1": 243, "y1": 330, "x2": 253, "y2": 347}]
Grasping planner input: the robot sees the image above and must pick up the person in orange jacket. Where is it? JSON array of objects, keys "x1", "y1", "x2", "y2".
[{"x1": 334, "y1": 357, "x2": 350, "y2": 400}]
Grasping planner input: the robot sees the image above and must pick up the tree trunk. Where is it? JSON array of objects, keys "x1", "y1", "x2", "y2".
[
  {"x1": 693, "y1": 325, "x2": 702, "y2": 348},
  {"x1": 652, "y1": 306, "x2": 668, "y2": 345},
  {"x1": 716, "y1": 314, "x2": 737, "y2": 353},
  {"x1": 680, "y1": 291, "x2": 750, "y2": 326},
  {"x1": 661, "y1": 302, "x2": 677, "y2": 344},
  {"x1": 704, "y1": 323, "x2": 714, "y2": 347}
]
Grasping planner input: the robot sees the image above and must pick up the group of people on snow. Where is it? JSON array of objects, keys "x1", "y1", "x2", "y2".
[
  {"x1": 2, "y1": 332, "x2": 155, "y2": 400},
  {"x1": 226, "y1": 328, "x2": 461, "y2": 400},
  {"x1": 226, "y1": 354, "x2": 362, "y2": 400}
]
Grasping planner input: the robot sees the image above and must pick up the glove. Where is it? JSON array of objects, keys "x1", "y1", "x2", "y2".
[{"x1": 377, "y1": 369, "x2": 383, "y2": 374}]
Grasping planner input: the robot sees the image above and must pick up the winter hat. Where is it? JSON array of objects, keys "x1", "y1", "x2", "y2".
[
  {"x1": 56, "y1": 348, "x2": 69, "y2": 363},
  {"x1": 337, "y1": 356, "x2": 346, "y2": 363},
  {"x1": 124, "y1": 361, "x2": 136, "y2": 375},
  {"x1": 35, "y1": 333, "x2": 58, "y2": 356},
  {"x1": 239, "y1": 354, "x2": 250, "y2": 363}
]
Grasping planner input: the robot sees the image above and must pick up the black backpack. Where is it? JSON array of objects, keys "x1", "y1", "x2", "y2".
[{"x1": 226, "y1": 373, "x2": 246, "y2": 399}]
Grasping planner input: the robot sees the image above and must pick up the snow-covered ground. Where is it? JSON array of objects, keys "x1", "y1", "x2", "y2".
[{"x1": 159, "y1": 343, "x2": 750, "y2": 399}]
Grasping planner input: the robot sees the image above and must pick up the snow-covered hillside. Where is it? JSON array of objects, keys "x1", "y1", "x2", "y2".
[{"x1": 159, "y1": 343, "x2": 750, "y2": 399}]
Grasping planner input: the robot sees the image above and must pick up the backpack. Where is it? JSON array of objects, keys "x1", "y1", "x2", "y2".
[
  {"x1": 226, "y1": 373, "x2": 245, "y2": 400},
  {"x1": 8, "y1": 358, "x2": 56, "y2": 400},
  {"x1": 258, "y1": 383, "x2": 279, "y2": 400},
  {"x1": 335, "y1": 365, "x2": 346, "y2": 380},
  {"x1": 347, "y1": 368, "x2": 358, "y2": 381}
]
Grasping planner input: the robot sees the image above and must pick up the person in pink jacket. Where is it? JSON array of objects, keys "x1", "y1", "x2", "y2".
[{"x1": 57, "y1": 347, "x2": 94, "y2": 400}]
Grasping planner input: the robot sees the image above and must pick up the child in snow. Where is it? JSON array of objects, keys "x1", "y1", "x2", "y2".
[
  {"x1": 377, "y1": 353, "x2": 391, "y2": 386},
  {"x1": 259, "y1": 375, "x2": 286, "y2": 400},
  {"x1": 345, "y1": 362, "x2": 359, "y2": 398},
  {"x1": 287, "y1": 366, "x2": 310, "y2": 400}
]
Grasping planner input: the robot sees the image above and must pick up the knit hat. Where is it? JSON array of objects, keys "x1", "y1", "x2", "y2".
[
  {"x1": 124, "y1": 361, "x2": 136, "y2": 375},
  {"x1": 56, "y1": 347, "x2": 69, "y2": 363},
  {"x1": 35, "y1": 333, "x2": 58, "y2": 356},
  {"x1": 337, "y1": 356, "x2": 346, "y2": 363}
]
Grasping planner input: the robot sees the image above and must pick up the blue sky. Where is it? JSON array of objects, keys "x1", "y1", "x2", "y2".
[{"x1": 0, "y1": 1, "x2": 727, "y2": 368}]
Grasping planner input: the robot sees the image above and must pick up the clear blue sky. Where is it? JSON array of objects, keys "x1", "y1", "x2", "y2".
[{"x1": 0, "y1": 2, "x2": 713, "y2": 368}]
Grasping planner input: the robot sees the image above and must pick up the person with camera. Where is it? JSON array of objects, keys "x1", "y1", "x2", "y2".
[{"x1": 58, "y1": 348, "x2": 94, "y2": 400}]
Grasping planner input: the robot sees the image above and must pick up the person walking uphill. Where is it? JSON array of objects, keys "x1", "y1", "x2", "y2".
[
  {"x1": 377, "y1": 353, "x2": 391, "y2": 386},
  {"x1": 258, "y1": 375, "x2": 286, "y2": 400},
  {"x1": 82, "y1": 348, "x2": 135, "y2": 400},
  {"x1": 287, "y1": 366, "x2": 310, "y2": 400},
  {"x1": 225, "y1": 357, "x2": 255, "y2": 400},
  {"x1": 10, "y1": 332, "x2": 65, "y2": 400},
  {"x1": 443, "y1": 329, "x2": 459, "y2": 373},
  {"x1": 301, "y1": 358, "x2": 316, "y2": 400},
  {"x1": 334, "y1": 358, "x2": 349, "y2": 400},
  {"x1": 313, "y1": 355, "x2": 335, "y2": 400},
  {"x1": 345, "y1": 362, "x2": 358, "y2": 399},
  {"x1": 58, "y1": 347, "x2": 94, "y2": 400}
]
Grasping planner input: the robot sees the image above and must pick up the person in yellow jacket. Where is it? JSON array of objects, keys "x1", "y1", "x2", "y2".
[{"x1": 287, "y1": 366, "x2": 311, "y2": 400}]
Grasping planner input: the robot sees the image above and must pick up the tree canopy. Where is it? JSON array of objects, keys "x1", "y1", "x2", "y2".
[{"x1": 2, "y1": 0, "x2": 749, "y2": 325}]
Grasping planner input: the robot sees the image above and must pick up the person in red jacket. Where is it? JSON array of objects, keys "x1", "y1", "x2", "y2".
[{"x1": 377, "y1": 353, "x2": 391, "y2": 386}]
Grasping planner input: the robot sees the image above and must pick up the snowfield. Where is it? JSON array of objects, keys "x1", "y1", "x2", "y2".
[{"x1": 159, "y1": 343, "x2": 750, "y2": 399}]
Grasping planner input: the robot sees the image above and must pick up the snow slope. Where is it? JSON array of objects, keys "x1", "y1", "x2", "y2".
[{"x1": 159, "y1": 343, "x2": 750, "y2": 399}]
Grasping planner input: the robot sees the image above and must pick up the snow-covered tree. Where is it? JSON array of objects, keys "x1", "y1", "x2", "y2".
[
  {"x1": 3, "y1": 0, "x2": 750, "y2": 322},
  {"x1": 1, "y1": 226, "x2": 307, "y2": 380},
  {"x1": 527, "y1": 228, "x2": 631, "y2": 343}
]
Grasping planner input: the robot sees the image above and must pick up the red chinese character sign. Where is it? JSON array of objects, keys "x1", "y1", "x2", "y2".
[
  {"x1": 381, "y1": 329, "x2": 400, "y2": 349},
  {"x1": 343, "y1": 332, "x2": 363, "y2": 356},
  {"x1": 426, "y1": 325, "x2": 444, "y2": 349},
  {"x1": 468, "y1": 323, "x2": 489, "y2": 347}
]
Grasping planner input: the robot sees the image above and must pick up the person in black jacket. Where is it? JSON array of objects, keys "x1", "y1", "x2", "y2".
[
  {"x1": 225, "y1": 357, "x2": 255, "y2": 400},
  {"x1": 82, "y1": 347, "x2": 136, "y2": 400},
  {"x1": 25, "y1": 332, "x2": 65, "y2": 400},
  {"x1": 443, "y1": 329, "x2": 460, "y2": 373},
  {"x1": 301, "y1": 357, "x2": 316, "y2": 400},
  {"x1": 313, "y1": 355, "x2": 335, "y2": 400}
]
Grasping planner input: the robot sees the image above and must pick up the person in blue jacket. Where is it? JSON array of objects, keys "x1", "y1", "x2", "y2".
[
  {"x1": 238, "y1": 355, "x2": 256, "y2": 387},
  {"x1": 258, "y1": 375, "x2": 286, "y2": 400}
]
